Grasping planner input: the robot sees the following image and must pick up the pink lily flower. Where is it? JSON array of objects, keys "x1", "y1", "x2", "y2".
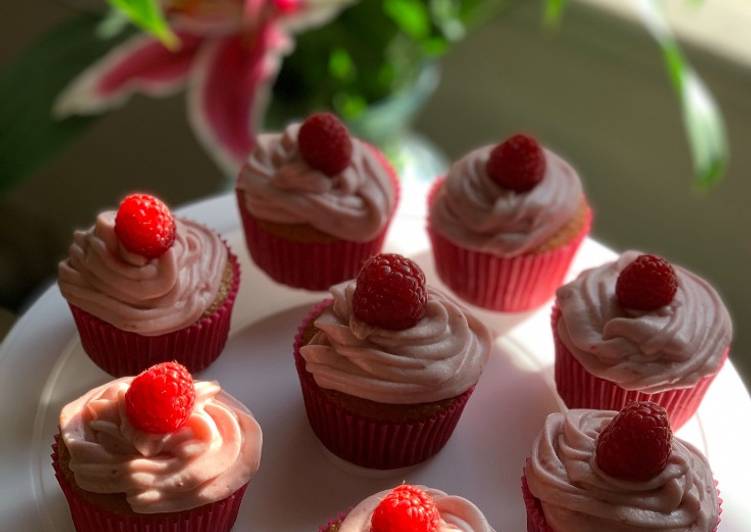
[{"x1": 54, "y1": 0, "x2": 352, "y2": 174}]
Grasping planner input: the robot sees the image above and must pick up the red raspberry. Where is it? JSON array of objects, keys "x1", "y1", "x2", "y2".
[
  {"x1": 125, "y1": 362, "x2": 196, "y2": 434},
  {"x1": 485, "y1": 133, "x2": 546, "y2": 192},
  {"x1": 115, "y1": 193, "x2": 176, "y2": 259},
  {"x1": 371, "y1": 485, "x2": 440, "y2": 532},
  {"x1": 298, "y1": 112, "x2": 353, "y2": 176},
  {"x1": 596, "y1": 401, "x2": 673, "y2": 482},
  {"x1": 352, "y1": 253, "x2": 427, "y2": 330},
  {"x1": 616, "y1": 254, "x2": 678, "y2": 311}
]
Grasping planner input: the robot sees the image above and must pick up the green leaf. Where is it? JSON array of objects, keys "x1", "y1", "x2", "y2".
[
  {"x1": 383, "y1": 0, "x2": 431, "y2": 40},
  {"x1": 543, "y1": 0, "x2": 568, "y2": 27},
  {"x1": 107, "y1": 0, "x2": 178, "y2": 49},
  {"x1": 637, "y1": 0, "x2": 728, "y2": 188},
  {"x1": 0, "y1": 15, "x2": 133, "y2": 192}
]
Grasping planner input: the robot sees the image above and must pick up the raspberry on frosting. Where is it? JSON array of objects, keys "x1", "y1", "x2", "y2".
[
  {"x1": 125, "y1": 362, "x2": 196, "y2": 433},
  {"x1": 596, "y1": 401, "x2": 673, "y2": 482},
  {"x1": 485, "y1": 133, "x2": 546, "y2": 192},
  {"x1": 371, "y1": 484, "x2": 440, "y2": 532},
  {"x1": 615, "y1": 254, "x2": 678, "y2": 311},
  {"x1": 114, "y1": 193, "x2": 176, "y2": 259},
  {"x1": 352, "y1": 253, "x2": 428, "y2": 330},
  {"x1": 297, "y1": 112, "x2": 353, "y2": 176}
]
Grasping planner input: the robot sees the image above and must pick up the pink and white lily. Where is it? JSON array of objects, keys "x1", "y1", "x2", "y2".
[{"x1": 54, "y1": 0, "x2": 352, "y2": 174}]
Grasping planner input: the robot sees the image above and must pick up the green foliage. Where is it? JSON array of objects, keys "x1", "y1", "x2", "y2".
[
  {"x1": 543, "y1": 0, "x2": 567, "y2": 27},
  {"x1": 0, "y1": 15, "x2": 132, "y2": 191},
  {"x1": 269, "y1": 0, "x2": 510, "y2": 123},
  {"x1": 107, "y1": 0, "x2": 177, "y2": 48}
]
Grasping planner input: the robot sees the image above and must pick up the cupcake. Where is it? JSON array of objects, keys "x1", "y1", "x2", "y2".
[
  {"x1": 58, "y1": 193, "x2": 240, "y2": 376},
  {"x1": 427, "y1": 133, "x2": 592, "y2": 311},
  {"x1": 320, "y1": 483, "x2": 495, "y2": 531},
  {"x1": 236, "y1": 112, "x2": 399, "y2": 291},
  {"x1": 52, "y1": 362, "x2": 262, "y2": 531},
  {"x1": 554, "y1": 251, "x2": 732, "y2": 429},
  {"x1": 295, "y1": 253, "x2": 491, "y2": 469},
  {"x1": 522, "y1": 402, "x2": 721, "y2": 532}
]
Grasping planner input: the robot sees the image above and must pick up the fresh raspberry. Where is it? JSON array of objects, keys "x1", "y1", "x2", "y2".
[
  {"x1": 352, "y1": 253, "x2": 427, "y2": 330},
  {"x1": 485, "y1": 133, "x2": 546, "y2": 192},
  {"x1": 596, "y1": 401, "x2": 673, "y2": 482},
  {"x1": 125, "y1": 362, "x2": 196, "y2": 434},
  {"x1": 371, "y1": 485, "x2": 440, "y2": 532},
  {"x1": 298, "y1": 112, "x2": 353, "y2": 176},
  {"x1": 115, "y1": 193, "x2": 176, "y2": 259},
  {"x1": 616, "y1": 254, "x2": 678, "y2": 311}
]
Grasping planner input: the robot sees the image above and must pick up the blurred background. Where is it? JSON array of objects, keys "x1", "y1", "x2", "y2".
[{"x1": 0, "y1": 0, "x2": 748, "y2": 382}]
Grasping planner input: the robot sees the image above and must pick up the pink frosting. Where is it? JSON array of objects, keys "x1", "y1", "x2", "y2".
[
  {"x1": 556, "y1": 250, "x2": 732, "y2": 393},
  {"x1": 59, "y1": 377, "x2": 262, "y2": 514},
  {"x1": 339, "y1": 486, "x2": 495, "y2": 532},
  {"x1": 299, "y1": 281, "x2": 491, "y2": 404},
  {"x1": 429, "y1": 145, "x2": 584, "y2": 257},
  {"x1": 525, "y1": 409, "x2": 718, "y2": 532},
  {"x1": 58, "y1": 211, "x2": 228, "y2": 336},
  {"x1": 236, "y1": 123, "x2": 396, "y2": 242}
]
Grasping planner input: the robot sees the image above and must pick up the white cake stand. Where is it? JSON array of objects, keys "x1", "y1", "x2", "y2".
[{"x1": 1, "y1": 182, "x2": 749, "y2": 531}]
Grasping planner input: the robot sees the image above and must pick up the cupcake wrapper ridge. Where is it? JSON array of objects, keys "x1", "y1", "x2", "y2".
[
  {"x1": 552, "y1": 306, "x2": 729, "y2": 430},
  {"x1": 293, "y1": 300, "x2": 475, "y2": 469},
  {"x1": 70, "y1": 246, "x2": 240, "y2": 377},
  {"x1": 427, "y1": 179, "x2": 592, "y2": 312}
]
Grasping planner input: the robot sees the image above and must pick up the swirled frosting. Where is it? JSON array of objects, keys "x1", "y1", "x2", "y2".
[
  {"x1": 429, "y1": 145, "x2": 584, "y2": 257},
  {"x1": 237, "y1": 123, "x2": 396, "y2": 242},
  {"x1": 58, "y1": 211, "x2": 228, "y2": 336},
  {"x1": 300, "y1": 281, "x2": 491, "y2": 404},
  {"x1": 59, "y1": 377, "x2": 262, "y2": 514},
  {"x1": 556, "y1": 250, "x2": 732, "y2": 393},
  {"x1": 525, "y1": 410, "x2": 718, "y2": 532},
  {"x1": 339, "y1": 486, "x2": 495, "y2": 532}
]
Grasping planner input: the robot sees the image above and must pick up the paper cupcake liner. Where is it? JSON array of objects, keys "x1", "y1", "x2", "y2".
[
  {"x1": 521, "y1": 463, "x2": 722, "y2": 532},
  {"x1": 69, "y1": 247, "x2": 240, "y2": 377},
  {"x1": 235, "y1": 146, "x2": 400, "y2": 291},
  {"x1": 426, "y1": 178, "x2": 592, "y2": 312},
  {"x1": 51, "y1": 437, "x2": 248, "y2": 532},
  {"x1": 293, "y1": 300, "x2": 475, "y2": 469},
  {"x1": 552, "y1": 306, "x2": 730, "y2": 430}
]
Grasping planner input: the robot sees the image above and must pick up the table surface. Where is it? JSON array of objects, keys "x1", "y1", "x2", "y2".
[{"x1": 1, "y1": 185, "x2": 749, "y2": 530}]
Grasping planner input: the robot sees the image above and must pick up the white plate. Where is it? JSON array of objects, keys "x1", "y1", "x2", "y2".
[{"x1": 1, "y1": 186, "x2": 750, "y2": 531}]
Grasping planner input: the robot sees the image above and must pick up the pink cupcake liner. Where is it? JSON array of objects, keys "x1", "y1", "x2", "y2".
[
  {"x1": 293, "y1": 300, "x2": 475, "y2": 469},
  {"x1": 69, "y1": 247, "x2": 240, "y2": 377},
  {"x1": 236, "y1": 146, "x2": 400, "y2": 291},
  {"x1": 426, "y1": 178, "x2": 592, "y2": 312},
  {"x1": 52, "y1": 437, "x2": 248, "y2": 532},
  {"x1": 552, "y1": 306, "x2": 730, "y2": 430},
  {"x1": 521, "y1": 462, "x2": 722, "y2": 532}
]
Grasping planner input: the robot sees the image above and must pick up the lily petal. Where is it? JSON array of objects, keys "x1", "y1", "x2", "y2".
[
  {"x1": 54, "y1": 32, "x2": 204, "y2": 117},
  {"x1": 187, "y1": 24, "x2": 292, "y2": 174}
]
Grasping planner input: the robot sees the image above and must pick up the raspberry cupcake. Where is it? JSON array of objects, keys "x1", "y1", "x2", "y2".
[
  {"x1": 236, "y1": 112, "x2": 399, "y2": 291},
  {"x1": 320, "y1": 484, "x2": 495, "y2": 531},
  {"x1": 295, "y1": 253, "x2": 491, "y2": 469},
  {"x1": 427, "y1": 133, "x2": 592, "y2": 311},
  {"x1": 522, "y1": 402, "x2": 721, "y2": 532},
  {"x1": 58, "y1": 193, "x2": 240, "y2": 376},
  {"x1": 52, "y1": 362, "x2": 263, "y2": 532},
  {"x1": 554, "y1": 251, "x2": 732, "y2": 429}
]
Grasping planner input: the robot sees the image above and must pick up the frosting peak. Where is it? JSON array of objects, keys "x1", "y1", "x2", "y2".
[
  {"x1": 339, "y1": 486, "x2": 495, "y2": 532},
  {"x1": 300, "y1": 281, "x2": 491, "y2": 404},
  {"x1": 556, "y1": 250, "x2": 732, "y2": 392},
  {"x1": 59, "y1": 377, "x2": 262, "y2": 514},
  {"x1": 429, "y1": 145, "x2": 584, "y2": 257},
  {"x1": 58, "y1": 212, "x2": 228, "y2": 336},
  {"x1": 237, "y1": 123, "x2": 396, "y2": 242},
  {"x1": 525, "y1": 410, "x2": 718, "y2": 532}
]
